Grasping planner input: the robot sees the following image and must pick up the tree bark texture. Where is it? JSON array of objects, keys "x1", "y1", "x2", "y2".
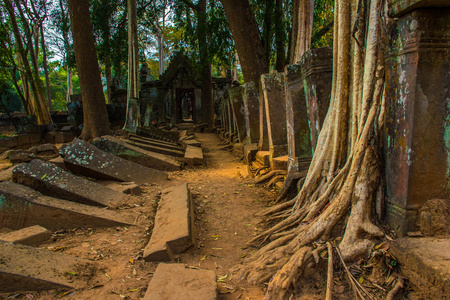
[
  {"x1": 68, "y1": 0, "x2": 110, "y2": 140},
  {"x1": 290, "y1": 0, "x2": 314, "y2": 64},
  {"x1": 220, "y1": 0, "x2": 268, "y2": 84}
]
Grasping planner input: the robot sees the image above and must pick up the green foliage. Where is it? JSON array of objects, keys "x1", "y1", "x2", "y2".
[{"x1": 312, "y1": 0, "x2": 334, "y2": 48}]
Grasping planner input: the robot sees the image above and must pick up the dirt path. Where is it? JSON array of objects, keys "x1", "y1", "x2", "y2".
[{"x1": 2, "y1": 133, "x2": 275, "y2": 300}]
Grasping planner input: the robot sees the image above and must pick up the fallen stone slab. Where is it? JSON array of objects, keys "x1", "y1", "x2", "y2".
[
  {"x1": 0, "y1": 240, "x2": 91, "y2": 292},
  {"x1": 390, "y1": 237, "x2": 449, "y2": 299},
  {"x1": 181, "y1": 139, "x2": 201, "y2": 149},
  {"x1": 91, "y1": 135, "x2": 181, "y2": 171},
  {"x1": 13, "y1": 159, "x2": 126, "y2": 208},
  {"x1": 143, "y1": 183, "x2": 194, "y2": 261},
  {"x1": 144, "y1": 263, "x2": 217, "y2": 300},
  {"x1": 130, "y1": 133, "x2": 179, "y2": 148},
  {"x1": 125, "y1": 139, "x2": 185, "y2": 158},
  {"x1": 60, "y1": 138, "x2": 168, "y2": 185},
  {"x1": 0, "y1": 225, "x2": 51, "y2": 246},
  {"x1": 137, "y1": 126, "x2": 179, "y2": 143},
  {"x1": 0, "y1": 181, "x2": 134, "y2": 231},
  {"x1": 184, "y1": 145, "x2": 204, "y2": 167}
]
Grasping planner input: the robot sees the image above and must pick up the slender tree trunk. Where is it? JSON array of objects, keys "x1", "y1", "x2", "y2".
[
  {"x1": 40, "y1": 24, "x2": 52, "y2": 112},
  {"x1": 274, "y1": 0, "x2": 286, "y2": 71},
  {"x1": 67, "y1": 67, "x2": 73, "y2": 102},
  {"x1": 5, "y1": 0, "x2": 51, "y2": 124},
  {"x1": 290, "y1": 0, "x2": 314, "y2": 63},
  {"x1": 220, "y1": 0, "x2": 268, "y2": 84},
  {"x1": 105, "y1": 55, "x2": 112, "y2": 103},
  {"x1": 127, "y1": 0, "x2": 139, "y2": 100},
  {"x1": 68, "y1": 0, "x2": 110, "y2": 140}
]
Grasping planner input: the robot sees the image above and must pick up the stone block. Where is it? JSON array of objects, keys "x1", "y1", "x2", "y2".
[
  {"x1": 37, "y1": 143, "x2": 58, "y2": 153},
  {"x1": 256, "y1": 151, "x2": 270, "y2": 168},
  {"x1": 6, "y1": 150, "x2": 32, "y2": 163},
  {"x1": 261, "y1": 72, "x2": 287, "y2": 165},
  {"x1": 228, "y1": 86, "x2": 246, "y2": 143},
  {"x1": 390, "y1": 237, "x2": 450, "y2": 299},
  {"x1": 28, "y1": 133, "x2": 42, "y2": 144},
  {"x1": 0, "y1": 225, "x2": 51, "y2": 245},
  {"x1": 143, "y1": 183, "x2": 194, "y2": 261},
  {"x1": 184, "y1": 145, "x2": 203, "y2": 167},
  {"x1": 60, "y1": 138, "x2": 168, "y2": 185},
  {"x1": 137, "y1": 126, "x2": 179, "y2": 143},
  {"x1": 0, "y1": 181, "x2": 134, "y2": 231},
  {"x1": 242, "y1": 82, "x2": 260, "y2": 144},
  {"x1": 0, "y1": 137, "x2": 18, "y2": 148},
  {"x1": 48, "y1": 156, "x2": 67, "y2": 170},
  {"x1": 181, "y1": 139, "x2": 201, "y2": 149},
  {"x1": 16, "y1": 134, "x2": 30, "y2": 146},
  {"x1": 128, "y1": 134, "x2": 184, "y2": 158},
  {"x1": 298, "y1": 47, "x2": 332, "y2": 151},
  {"x1": 45, "y1": 131, "x2": 57, "y2": 143},
  {"x1": 388, "y1": 0, "x2": 450, "y2": 17},
  {"x1": 91, "y1": 135, "x2": 181, "y2": 171},
  {"x1": 0, "y1": 240, "x2": 91, "y2": 292},
  {"x1": 243, "y1": 143, "x2": 258, "y2": 165},
  {"x1": 13, "y1": 159, "x2": 126, "y2": 208},
  {"x1": 273, "y1": 155, "x2": 289, "y2": 171},
  {"x1": 143, "y1": 263, "x2": 217, "y2": 300},
  {"x1": 55, "y1": 132, "x2": 75, "y2": 144},
  {"x1": 384, "y1": 8, "x2": 450, "y2": 236},
  {"x1": 124, "y1": 97, "x2": 141, "y2": 133}
]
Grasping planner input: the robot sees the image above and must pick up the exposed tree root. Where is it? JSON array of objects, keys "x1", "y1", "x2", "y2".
[{"x1": 325, "y1": 242, "x2": 334, "y2": 300}]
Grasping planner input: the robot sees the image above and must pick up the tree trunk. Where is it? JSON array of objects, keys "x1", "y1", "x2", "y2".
[
  {"x1": 274, "y1": 0, "x2": 286, "y2": 71},
  {"x1": 290, "y1": 0, "x2": 314, "y2": 64},
  {"x1": 67, "y1": 67, "x2": 73, "y2": 102},
  {"x1": 127, "y1": 0, "x2": 139, "y2": 100},
  {"x1": 5, "y1": 0, "x2": 51, "y2": 124},
  {"x1": 68, "y1": 0, "x2": 110, "y2": 140},
  {"x1": 40, "y1": 23, "x2": 52, "y2": 112},
  {"x1": 239, "y1": 0, "x2": 388, "y2": 298},
  {"x1": 220, "y1": 0, "x2": 268, "y2": 84}
]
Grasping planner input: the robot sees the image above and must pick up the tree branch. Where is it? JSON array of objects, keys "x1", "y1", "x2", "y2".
[
  {"x1": 311, "y1": 20, "x2": 334, "y2": 45},
  {"x1": 179, "y1": 0, "x2": 199, "y2": 12}
]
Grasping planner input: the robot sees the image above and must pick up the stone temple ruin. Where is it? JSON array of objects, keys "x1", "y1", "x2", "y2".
[{"x1": 0, "y1": 2, "x2": 449, "y2": 298}]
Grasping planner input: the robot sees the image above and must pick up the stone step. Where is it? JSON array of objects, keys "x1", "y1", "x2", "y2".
[
  {"x1": 0, "y1": 225, "x2": 51, "y2": 246},
  {"x1": 256, "y1": 151, "x2": 270, "y2": 167},
  {"x1": 136, "y1": 127, "x2": 180, "y2": 143},
  {"x1": 143, "y1": 263, "x2": 217, "y2": 300},
  {"x1": 143, "y1": 183, "x2": 194, "y2": 261},
  {"x1": 92, "y1": 135, "x2": 181, "y2": 171},
  {"x1": 60, "y1": 138, "x2": 168, "y2": 185},
  {"x1": 273, "y1": 155, "x2": 289, "y2": 171},
  {"x1": 13, "y1": 159, "x2": 126, "y2": 208},
  {"x1": 125, "y1": 139, "x2": 185, "y2": 158},
  {"x1": 184, "y1": 145, "x2": 204, "y2": 167},
  {"x1": 130, "y1": 133, "x2": 179, "y2": 147},
  {"x1": 243, "y1": 143, "x2": 258, "y2": 165},
  {"x1": 390, "y1": 237, "x2": 449, "y2": 299},
  {"x1": 181, "y1": 139, "x2": 202, "y2": 149},
  {"x1": 233, "y1": 143, "x2": 244, "y2": 157},
  {"x1": 0, "y1": 240, "x2": 91, "y2": 292},
  {"x1": 0, "y1": 181, "x2": 134, "y2": 231}
]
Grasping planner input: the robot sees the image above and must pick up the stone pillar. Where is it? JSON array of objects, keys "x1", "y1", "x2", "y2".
[
  {"x1": 228, "y1": 86, "x2": 246, "y2": 143},
  {"x1": 300, "y1": 47, "x2": 333, "y2": 150},
  {"x1": 261, "y1": 72, "x2": 288, "y2": 168},
  {"x1": 242, "y1": 82, "x2": 260, "y2": 144},
  {"x1": 385, "y1": 7, "x2": 450, "y2": 236},
  {"x1": 285, "y1": 64, "x2": 312, "y2": 160}
]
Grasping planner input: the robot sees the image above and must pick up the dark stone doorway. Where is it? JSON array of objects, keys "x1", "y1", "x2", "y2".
[{"x1": 176, "y1": 89, "x2": 195, "y2": 123}]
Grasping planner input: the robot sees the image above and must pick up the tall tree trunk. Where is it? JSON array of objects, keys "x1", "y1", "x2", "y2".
[
  {"x1": 290, "y1": 0, "x2": 314, "y2": 63},
  {"x1": 127, "y1": 0, "x2": 139, "y2": 100},
  {"x1": 40, "y1": 23, "x2": 52, "y2": 112},
  {"x1": 67, "y1": 67, "x2": 73, "y2": 102},
  {"x1": 68, "y1": 0, "x2": 110, "y2": 140},
  {"x1": 197, "y1": 0, "x2": 214, "y2": 128},
  {"x1": 5, "y1": 0, "x2": 51, "y2": 124},
  {"x1": 105, "y1": 55, "x2": 112, "y2": 103},
  {"x1": 220, "y1": 0, "x2": 268, "y2": 84},
  {"x1": 262, "y1": 0, "x2": 274, "y2": 66},
  {"x1": 274, "y1": 0, "x2": 286, "y2": 71}
]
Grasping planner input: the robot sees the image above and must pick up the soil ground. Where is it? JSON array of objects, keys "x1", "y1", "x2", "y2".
[{"x1": 0, "y1": 133, "x2": 363, "y2": 299}]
